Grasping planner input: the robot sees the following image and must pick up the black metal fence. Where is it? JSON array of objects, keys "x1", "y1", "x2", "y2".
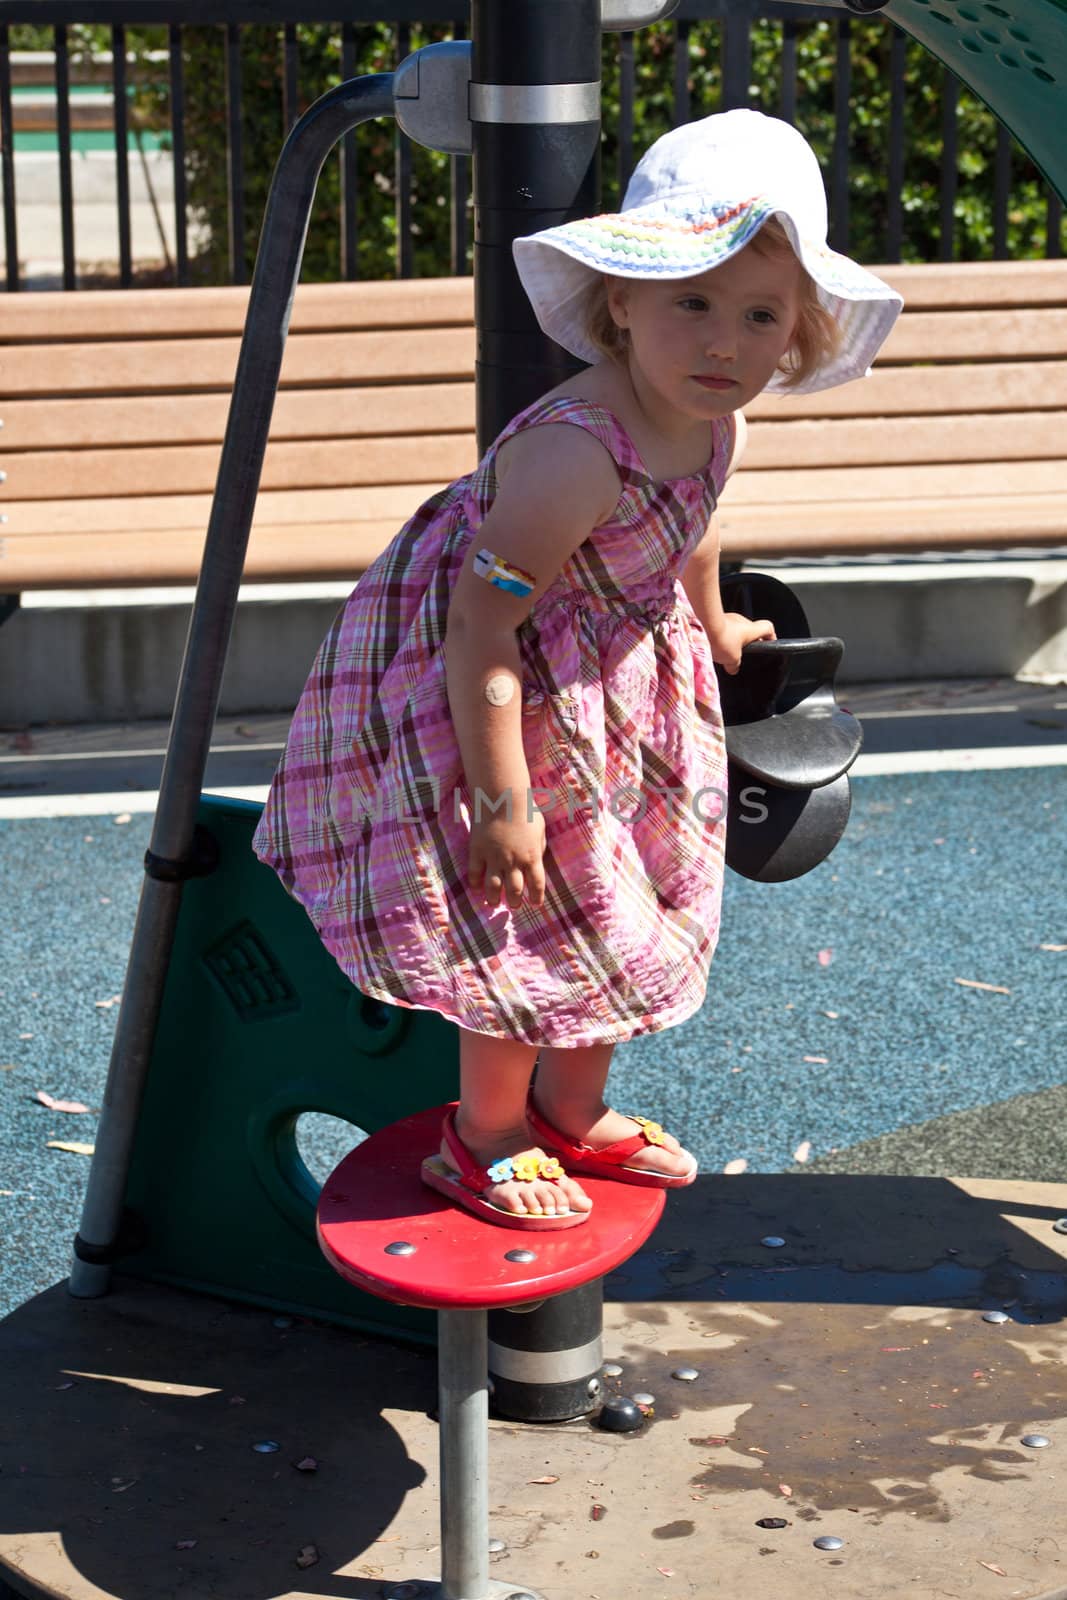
[{"x1": 0, "y1": 0, "x2": 1062, "y2": 291}]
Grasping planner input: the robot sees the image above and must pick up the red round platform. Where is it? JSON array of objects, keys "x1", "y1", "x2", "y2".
[{"x1": 316, "y1": 1104, "x2": 666, "y2": 1310}]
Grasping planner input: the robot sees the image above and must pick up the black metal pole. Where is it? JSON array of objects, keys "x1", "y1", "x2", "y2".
[
  {"x1": 471, "y1": 0, "x2": 601, "y2": 450},
  {"x1": 471, "y1": 0, "x2": 605, "y2": 1421},
  {"x1": 68, "y1": 72, "x2": 397, "y2": 1299}
]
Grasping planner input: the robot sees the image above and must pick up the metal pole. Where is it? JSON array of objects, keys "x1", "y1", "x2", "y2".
[
  {"x1": 69, "y1": 72, "x2": 397, "y2": 1299},
  {"x1": 469, "y1": 0, "x2": 606, "y2": 1424},
  {"x1": 470, "y1": 0, "x2": 601, "y2": 449},
  {"x1": 438, "y1": 1309, "x2": 490, "y2": 1599}
]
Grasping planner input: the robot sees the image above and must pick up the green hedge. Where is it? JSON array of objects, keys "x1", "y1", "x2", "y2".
[{"x1": 13, "y1": 17, "x2": 1064, "y2": 281}]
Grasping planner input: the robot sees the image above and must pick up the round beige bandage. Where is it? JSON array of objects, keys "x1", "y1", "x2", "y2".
[{"x1": 484, "y1": 673, "x2": 516, "y2": 707}]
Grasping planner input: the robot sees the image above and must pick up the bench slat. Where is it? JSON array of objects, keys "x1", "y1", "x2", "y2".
[
  {"x1": 0, "y1": 327, "x2": 476, "y2": 398},
  {"x1": 1, "y1": 262, "x2": 1062, "y2": 346},
  {"x1": 0, "y1": 384, "x2": 477, "y2": 451},
  {"x1": 741, "y1": 412, "x2": 1067, "y2": 470},
  {"x1": 7, "y1": 455, "x2": 1066, "y2": 535},
  {"x1": 718, "y1": 494, "x2": 1067, "y2": 553},
  {"x1": 0, "y1": 279, "x2": 475, "y2": 342},
  {"x1": 878, "y1": 308, "x2": 1067, "y2": 363},
  {"x1": 5, "y1": 436, "x2": 478, "y2": 500},
  {"x1": 744, "y1": 360, "x2": 1067, "y2": 420},
  {"x1": 5, "y1": 309, "x2": 1064, "y2": 400},
  {"x1": 0, "y1": 484, "x2": 448, "y2": 536},
  {"x1": 720, "y1": 457, "x2": 1067, "y2": 504},
  {"x1": 859, "y1": 259, "x2": 1067, "y2": 310},
  {"x1": 4, "y1": 494, "x2": 1064, "y2": 589},
  {"x1": 6, "y1": 410, "x2": 1063, "y2": 499},
  {"x1": 6, "y1": 364, "x2": 1065, "y2": 450}
]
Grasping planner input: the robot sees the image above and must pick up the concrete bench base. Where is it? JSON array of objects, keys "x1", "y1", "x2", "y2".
[{"x1": 1, "y1": 561, "x2": 1064, "y2": 727}]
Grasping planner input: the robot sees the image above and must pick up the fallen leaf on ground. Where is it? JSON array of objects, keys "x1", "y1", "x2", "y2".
[
  {"x1": 113, "y1": 813, "x2": 132, "y2": 826},
  {"x1": 778, "y1": 1483, "x2": 792, "y2": 1496},
  {"x1": 294, "y1": 1456, "x2": 318, "y2": 1472},
  {"x1": 723, "y1": 1158, "x2": 748, "y2": 1175},
  {"x1": 528, "y1": 1475, "x2": 559, "y2": 1484},
  {"x1": 793, "y1": 1142, "x2": 812, "y2": 1164},
  {"x1": 822, "y1": 1009, "x2": 839, "y2": 1018},
  {"x1": 817, "y1": 949, "x2": 833, "y2": 966},
  {"x1": 748, "y1": 1447, "x2": 770, "y2": 1455},
  {"x1": 657, "y1": 1567, "x2": 675, "y2": 1577},
  {"x1": 175, "y1": 1540, "x2": 197, "y2": 1550},
  {"x1": 295, "y1": 1544, "x2": 320, "y2": 1569},
  {"x1": 1039, "y1": 943, "x2": 1067, "y2": 952},
  {"x1": 35, "y1": 1090, "x2": 91, "y2": 1114},
  {"x1": 47, "y1": 1141, "x2": 95, "y2": 1156},
  {"x1": 94, "y1": 996, "x2": 122, "y2": 1010},
  {"x1": 954, "y1": 978, "x2": 1010, "y2": 994},
  {"x1": 978, "y1": 1561, "x2": 1007, "y2": 1576},
  {"x1": 803, "y1": 1055, "x2": 829, "y2": 1065}
]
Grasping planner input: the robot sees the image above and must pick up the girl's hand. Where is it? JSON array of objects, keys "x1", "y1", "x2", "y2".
[
  {"x1": 710, "y1": 612, "x2": 777, "y2": 676},
  {"x1": 468, "y1": 807, "x2": 547, "y2": 911}
]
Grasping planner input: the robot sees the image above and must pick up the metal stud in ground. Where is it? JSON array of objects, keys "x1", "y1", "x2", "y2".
[
  {"x1": 757, "y1": 1517, "x2": 789, "y2": 1529},
  {"x1": 252, "y1": 1440, "x2": 280, "y2": 1453},
  {"x1": 632, "y1": 1391, "x2": 655, "y2": 1406},
  {"x1": 761, "y1": 1236, "x2": 786, "y2": 1248},
  {"x1": 489, "y1": 1538, "x2": 507, "y2": 1553},
  {"x1": 672, "y1": 1366, "x2": 699, "y2": 1381},
  {"x1": 1054, "y1": 1219, "x2": 1067, "y2": 1235},
  {"x1": 1021, "y1": 1434, "x2": 1052, "y2": 1447},
  {"x1": 983, "y1": 1309, "x2": 1010, "y2": 1323},
  {"x1": 595, "y1": 1394, "x2": 644, "y2": 1432},
  {"x1": 603, "y1": 1361, "x2": 624, "y2": 1377},
  {"x1": 813, "y1": 1535, "x2": 844, "y2": 1550}
]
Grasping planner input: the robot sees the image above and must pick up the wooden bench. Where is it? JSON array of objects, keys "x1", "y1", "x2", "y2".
[{"x1": 1, "y1": 259, "x2": 1065, "y2": 593}]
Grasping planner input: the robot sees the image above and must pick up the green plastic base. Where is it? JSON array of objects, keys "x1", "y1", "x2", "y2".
[{"x1": 120, "y1": 794, "x2": 460, "y2": 1344}]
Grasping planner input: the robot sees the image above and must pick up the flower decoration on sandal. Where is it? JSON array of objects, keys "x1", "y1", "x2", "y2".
[
  {"x1": 630, "y1": 1115, "x2": 665, "y2": 1146},
  {"x1": 511, "y1": 1152, "x2": 565, "y2": 1184}
]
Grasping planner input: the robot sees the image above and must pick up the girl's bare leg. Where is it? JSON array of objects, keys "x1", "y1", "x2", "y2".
[
  {"x1": 440, "y1": 1027, "x2": 594, "y2": 1217},
  {"x1": 534, "y1": 1042, "x2": 695, "y2": 1178}
]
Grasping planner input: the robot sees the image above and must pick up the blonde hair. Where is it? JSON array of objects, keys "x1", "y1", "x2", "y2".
[{"x1": 578, "y1": 216, "x2": 841, "y2": 390}]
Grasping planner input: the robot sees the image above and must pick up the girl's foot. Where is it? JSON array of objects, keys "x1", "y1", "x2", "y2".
[
  {"x1": 440, "y1": 1113, "x2": 594, "y2": 1219},
  {"x1": 528, "y1": 1096, "x2": 697, "y2": 1185}
]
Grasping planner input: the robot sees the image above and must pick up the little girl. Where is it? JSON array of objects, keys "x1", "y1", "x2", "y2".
[{"x1": 254, "y1": 109, "x2": 901, "y2": 1230}]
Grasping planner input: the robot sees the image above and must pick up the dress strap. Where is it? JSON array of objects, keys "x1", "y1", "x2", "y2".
[{"x1": 491, "y1": 395, "x2": 648, "y2": 487}]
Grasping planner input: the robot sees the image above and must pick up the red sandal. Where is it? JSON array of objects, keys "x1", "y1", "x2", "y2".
[
  {"x1": 526, "y1": 1096, "x2": 698, "y2": 1188},
  {"x1": 420, "y1": 1103, "x2": 591, "y2": 1230}
]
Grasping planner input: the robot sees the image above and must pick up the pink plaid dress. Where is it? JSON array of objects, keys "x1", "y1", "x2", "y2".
[{"x1": 253, "y1": 396, "x2": 730, "y2": 1047}]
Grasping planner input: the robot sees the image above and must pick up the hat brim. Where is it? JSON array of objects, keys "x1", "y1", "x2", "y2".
[{"x1": 513, "y1": 198, "x2": 902, "y2": 395}]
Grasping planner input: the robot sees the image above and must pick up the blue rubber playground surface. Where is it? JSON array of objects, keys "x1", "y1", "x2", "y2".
[{"x1": 2, "y1": 678, "x2": 1065, "y2": 1323}]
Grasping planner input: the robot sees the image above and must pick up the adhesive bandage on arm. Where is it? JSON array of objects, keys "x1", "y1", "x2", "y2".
[
  {"x1": 473, "y1": 547, "x2": 536, "y2": 599},
  {"x1": 484, "y1": 673, "x2": 516, "y2": 707}
]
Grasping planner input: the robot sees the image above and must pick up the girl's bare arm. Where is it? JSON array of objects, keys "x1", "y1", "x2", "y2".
[
  {"x1": 680, "y1": 412, "x2": 774, "y2": 672},
  {"x1": 445, "y1": 424, "x2": 619, "y2": 904}
]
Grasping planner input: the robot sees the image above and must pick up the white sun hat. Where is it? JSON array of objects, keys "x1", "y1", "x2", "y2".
[{"x1": 512, "y1": 108, "x2": 903, "y2": 395}]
